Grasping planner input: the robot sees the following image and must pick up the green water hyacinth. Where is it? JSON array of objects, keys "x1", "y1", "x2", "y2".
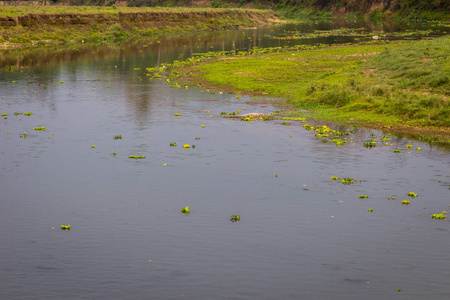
[
  {"x1": 393, "y1": 149, "x2": 401, "y2": 153},
  {"x1": 61, "y1": 224, "x2": 71, "y2": 230},
  {"x1": 407, "y1": 192, "x2": 418, "y2": 198},
  {"x1": 341, "y1": 178, "x2": 354, "y2": 185},
  {"x1": 359, "y1": 195, "x2": 369, "y2": 198},
  {"x1": 128, "y1": 155, "x2": 146, "y2": 159},
  {"x1": 431, "y1": 213, "x2": 447, "y2": 220},
  {"x1": 113, "y1": 135, "x2": 122, "y2": 140},
  {"x1": 367, "y1": 208, "x2": 374, "y2": 212},
  {"x1": 364, "y1": 140, "x2": 377, "y2": 148},
  {"x1": 24, "y1": 112, "x2": 33, "y2": 116},
  {"x1": 330, "y1": 176, "x2": 340, "y2": 180},
  {"x1": 33, "y1": 127, "x2": 46, "y2": 131},
  {"x1": 230, "y1": 215, "x2": 240, "y2": 222},
  {"x1": 401, "y1": 200, "x2": 410, "y2": 205},
  {"x1": 180, "y1": 206, "x2": 190, "y2": 214}
]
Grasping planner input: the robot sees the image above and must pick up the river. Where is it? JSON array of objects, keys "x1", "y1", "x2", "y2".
[{"x1": 1, "y1": 20, "x2": 449, "y2": 299}]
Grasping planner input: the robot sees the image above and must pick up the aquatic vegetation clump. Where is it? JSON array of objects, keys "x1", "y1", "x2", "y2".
[
  {"x1": 113, "y1": 135, "x2": 122, "y2": 140},
  {"x1": 24, "y1": 112, "x2": 33, "y2": 116},
  {"x1": 174, "y1": 113, "x2": 182, "y2": 117},
  {"x1": 431, "y1": 213, "x2": 447, "y2": 220},
  {"x1": 364, "y1": 139, "x2": 377, "y2": 148},
  {"x1": 33, "y1": 127, "x2": 46, "y2": 131},
  {"x1": 183, "y1": 144, "x2": 191, "y2": 149},
  {"x1": 368, "y1": 208, "x2": 374, "y2": 212},
  {"x1": 170, "y1": 142, "x2": 177, "y2": 147},
  {"x1": 359, "y1": 195, "x2": 369, "y2": 198},
  {"x1": 281, "y1": 121, "x2": 291, "y2": 126},
  {"x1": 406, "y1": 145, "x2": 414, "y2": 149},
  {"x1": 128, "y1": 155, "x2": 146, "y2": 159},
  {"x1": 330, "y1": 176, "x2": 340, "y2": 180},
  {"x1": 407, "y1": 192, "x2": 418, "y2": 198},
  {"x1": 180, "y1": 206, "x2": 190, "y2": 214},
  {"x1": 341, "y1": 178, "x2": 354, "y2": 185},
  {"x1": 230, "y1": 215, "x2": 240, "y2": 222},
  {"x1": 61, "y1": 224, "x2": 71, "y2": 230},
  {"x1": 393, "y1": 149, "x2": 401, "y2": 153},
  {"x1": 416, "y1": 147, "x2": 422, "y2": 151},
  {"x1": 401, "y1": 200, "x2": 410, "y2": 205},
  {"x1": 20, "y1": 132, "x2": 28, "y2": 138},
  {"x1": 1, "y1": 113, "x2": 8, "y2": 116},
  {"x1": 331, "y1": 138, "x2": 346, "y2": 146},
  {"x1": 91, "y1": 145, "x2": 96, "y2": 148},
  {"x1": 302, "y1": 124, "x2": 314, "y2": 130}
]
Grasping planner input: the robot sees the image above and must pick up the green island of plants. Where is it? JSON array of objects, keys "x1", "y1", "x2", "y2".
[
  {"x1": 176, "y1": 36, "x2": 450, "y2": 140},
  {"x1": 230, "y1": 215, "x2": 240, "y2": 222},
  {"x1": 180, "y1": 206, "x2": 190, "y2": 214}
]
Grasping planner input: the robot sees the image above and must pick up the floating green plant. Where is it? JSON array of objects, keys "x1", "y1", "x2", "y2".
[
  {"x1": 128, "y1": 155, "x2": 146, "y2": 159},
  {"x1": 180, "y1": 206, "x2": 190, "y2": 214},
  {"x1": 359, "y1": 195, "x2": 369, "y2": 198},
  {"x1": 401, "y1": 200, "x2": 410, "y2": 205},
  {"x1": 195, "y1": 137, "x2": 200, "y2": 140},
  {"x1": 20, "y1": 132, "x2": 28, "y2": 138},
  {"x1": 406, "y1": 145, "x2": 414, "y2": 149},
  {"x1": 368, "y1": 208, "x2": 374, "y2": 212},
  {"x1": 388, "y1": 196, "x2": 396, "y2": 200},
  {"x1": 230, "y1": 215, "x2": 240, "y2": 222},
  {"x1": 364, "y1": 139, "x2": 377, "y2": 148},
  {"x1": 393, "y1": 150, "x2": 401, "y2": 153},
  {"x1": 91, "y1": 145, "x2": 96, "y2": 148},
  {"x1": 330, "y1": 176, "x2": 340, "y2": 180},
  {"x1": 33, "y1": 127, "x2": 46, "y2": 131},
  {"x1": 14, "y1": 112, "x2": 23, "y2": 116},
  {"x1": 302, "y1": 124, "x2": 314, "y2": 130},
  {"x1": 170, "y1": 142, "x2": 177, "y2": 147},
  {"x1": 407, "y1": 192, "x2": 418, "y2": 198},
  {"x1": 281, "y1": 121, "x2": 291, "y2": 126},
  {"x1": 1, "y1": 113, "x2": 8, "y2": 116},
  {"x1": 331, "y1": 139, "x2": 346, "y2": 146},
  {"x1": 61, "y1": 224, "x2": 71, "y2": 230},
  {"x1": 380, "y1": 136, "x2": 391, "y2": 142},
  {"x1": 220, "y1": 112, "x2": 227, "y2": 115},
  {"x1": 174, "y1": 113, "x2": 182, "y2": 117},
  {"x1": 201, "y1": 125, "x2": 205, "y2": 128},
  {"x1": 183, "y1": 144, "x2": 191, "y2": 149},
  {"x1": 431, "y1": 213, "x2": 447, "y2": 220},
  {"x1": 113, "y1": 135, "x2": 122, "y2": 140},
  {"x1": 416, "y1": 147, "x2": 422, "y2": 151},
  {"x1": 341, "y1": 178, "x2": 354, "y2": 185}
]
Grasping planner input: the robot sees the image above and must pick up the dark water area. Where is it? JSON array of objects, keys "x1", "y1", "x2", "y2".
[{"x1": 1, "y1": 21, "x2": 449, "y2": 299}]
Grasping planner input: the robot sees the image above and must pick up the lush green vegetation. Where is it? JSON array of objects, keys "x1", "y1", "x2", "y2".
[
  {"x1": 0, "y1": 7, "x2": 278, "y2": 48},
  {"x1": 176, "y1": 36, "x2": 449, "y2": 134},
  {"x1": 3, "y1": 0, "x2": 446, "y2": 20}
]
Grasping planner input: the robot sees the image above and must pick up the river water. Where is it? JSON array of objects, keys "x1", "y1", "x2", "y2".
[{"x1": 1, "y1": 21, "x2": 449, "y2": 299}]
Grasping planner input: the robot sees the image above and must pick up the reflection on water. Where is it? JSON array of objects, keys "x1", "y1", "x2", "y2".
[{"x1": 0, "y1": 21, "x2": 449, "y2": 300}]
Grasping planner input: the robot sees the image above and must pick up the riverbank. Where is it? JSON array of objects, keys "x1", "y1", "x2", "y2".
[
  {"x1": 173, "y1": 37, "x2": 450, "y2": 139},
  {"x1": 0, "y1": 6, "x2": 280, "y2": 49}
]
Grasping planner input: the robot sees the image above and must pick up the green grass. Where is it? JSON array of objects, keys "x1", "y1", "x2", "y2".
[
  {"x1": 0, "y1": 6, "x2": 269, "y2": 17},
  {"x1": 179, "y1": 37, "x2": 450, "y2": 133}
]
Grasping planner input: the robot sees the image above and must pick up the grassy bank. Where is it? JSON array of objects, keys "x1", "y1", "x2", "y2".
[
  {"x1": 174, "y1": 37, "x2": 449, "y2": 136},
  {"x1": 0, "y1": 6, "x2": 279, "y2": 49}
]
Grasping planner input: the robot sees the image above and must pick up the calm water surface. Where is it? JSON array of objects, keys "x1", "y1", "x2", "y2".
[{"x1": 1, "y1": 23, "x2": 449, "y2": 299}]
